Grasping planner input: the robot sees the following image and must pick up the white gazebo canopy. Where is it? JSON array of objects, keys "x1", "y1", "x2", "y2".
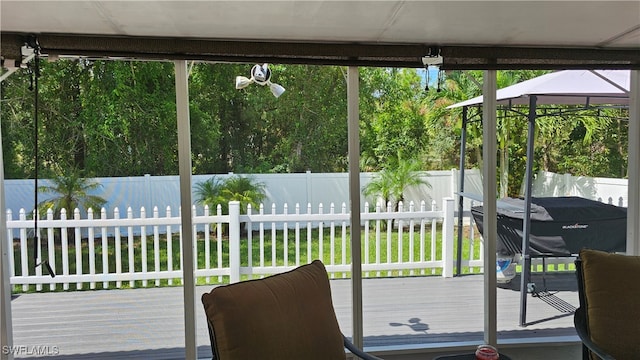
[
  {"x1": 448, "y1": 68, "x2": 635, "y2": 326},
  {"x1": 448, "y1": 70, "x2": 631, "y2": 108}
]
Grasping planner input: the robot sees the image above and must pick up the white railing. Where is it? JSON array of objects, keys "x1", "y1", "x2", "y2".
[{"x1": 4, "y1": 197, "x2": 575, "y2": 292}]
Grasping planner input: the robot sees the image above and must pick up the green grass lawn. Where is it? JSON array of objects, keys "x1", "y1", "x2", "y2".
[{"x1": 12, "y1": 225, "x2": 482, "y2": 293}]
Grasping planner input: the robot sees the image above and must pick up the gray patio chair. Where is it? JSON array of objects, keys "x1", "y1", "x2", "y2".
[
  {"x1": 574, "y1": 249, "x2": 640, "y2": 360},
  {"x1": 201, "y1": 260, "x2": 383, "y2": 360}
]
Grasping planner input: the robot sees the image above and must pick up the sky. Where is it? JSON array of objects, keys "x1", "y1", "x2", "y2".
[{"x1": 419, "y1": 66, "x2": 441, "y2": 89}]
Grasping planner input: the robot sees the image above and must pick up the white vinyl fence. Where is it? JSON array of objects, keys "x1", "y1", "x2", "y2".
[
  {"x1": 531, "y1": 170, "x2": 629, "y2": 207},
  {"x1": 5, "y1": 197, "x2": 581, "y2": 292}
]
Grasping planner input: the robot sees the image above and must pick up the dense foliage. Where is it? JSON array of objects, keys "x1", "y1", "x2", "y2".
[{"x1": 1, "y1": 60, "x2": 630, "y2": 197}]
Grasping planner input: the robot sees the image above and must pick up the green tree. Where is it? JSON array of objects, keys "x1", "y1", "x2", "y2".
[
  {"x1": 422, "y1": 70, "x2": 481, "y2": 171},
  {"x1": 37, "y1": 59, "x2": 91, "y2": 173},
  {"x1": 37, "y1": 170, "x2": 107, "y2": 218},
  {"x1": 82, "y1": 60, "x2": 179, "y2": 176},
  {"x1": 0, "y1": 67, "x2": 34, "y2": 179},
  {"x1": 535, "y1": 108, "x2": 621, "y2": 177},
  {"x1": 2, "y1": 62, "x2": 630, "y2": 187},
  {"x1": 360, "y1": 68, "x2": 428, "y2": 170},
  {"x1": 185, "y1": 62, "x2": 225, "y2": 174},
  {"x1": 424, "y1": 70, "x2": 549, "y2": 196},
  {"x1": 241, "y1": 64, "x2": 349, "y2": 173}
]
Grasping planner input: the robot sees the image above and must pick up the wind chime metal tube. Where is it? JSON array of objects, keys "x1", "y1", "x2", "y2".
[{"x1": 29, "y1": 37, "x2": 55, "y2": 278}]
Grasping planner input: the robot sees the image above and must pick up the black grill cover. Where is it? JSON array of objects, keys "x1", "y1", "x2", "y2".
[{"x1": 471, "y1": 197, "x2": 627, "y2": 257}]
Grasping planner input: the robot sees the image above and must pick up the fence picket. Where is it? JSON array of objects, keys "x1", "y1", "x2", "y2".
[
  {"x1": 247, "y1": 204, "x2": 253, "y2": 278},
  {"x1": 295, "y1": 203, "x2": 300, "y2": 266},
  {"x1": 329, "y1": 203, "x2": 335, "y2": 278},
  {"x1": 397, "y1": 201, "x2": 404, "y2": 266},
  {"x1": 283, "y1": 204, "x2": 288, "y2": 267},
  {"x1": 364, "y1": 203, "x2": 370, "y2": 278},
  {"x1": 75, "y1": 209, "x2": 82, "y2": 289},
  {"x1": 60, "y1": 209, "x2": 69, "y2": 289},
  {"x1": 19, "y1": 209, "x2": 28, "y2": 292},
  {"x1": 203, "y1": 205, "x2": 210, "y2": 283},
  {"x1": 35, "y1": 224, "x2": 42, "y2": 291},
  {"x1": 386, "y1": 202, "x2": 392, "y2": 267},
  {"x1": 318, "y1": 203, "x2": 324, "y2": 264},
  {"x1": 141, "y1": 207, "x2": 149, "y2": 287},
  {"x1": 375, "y1": 202, "x2": 381, "y2": 277},
  {"x1": 87, "y1": 209, "x2": 96, "y2": 290},
  {"x1": 271, "y1": 204, "x2": 276, "y2": 267},
  {"x1": 306, "y1": 203, "x2": 312, "y2": 264},
  {"x1": 341, "y1": 203, "x2": 347, "y2": 278},
  {"x1": 409, "y1": 202, "x2": 415, "y2": 276},
  {"x1": 191, "y1": 206, "x2": 197, "y2": 283},
  {"x1": 114, "y1": 208, "x2": 122, "y2": 288},
  {"x1": 101, "y1": 208, "x2": 109, "y2": 289},
  {"x1": 127, "y1": 207, "x2": 134, "y2": 288},
  {"x1": 419, "y1": 201, "x2": 426, "y2": 275},
  {"x1": 153, "y1": 207, "x2": 160, "y2": 287},
  {"x1": 7, "y1": 210, "x2": 15, "y2": 282},
  {"x1": 165, "y1": 207, "x2": 172, "y2": 286},
  {"x1": 47, "y1": 209, "x2": 56, "y2": 291},
  {"x1": 430, "y1": 200, "x2": 437, "y2": 275},
  {"x1": 216, "y1": 205, "x2": 222, "y2": 283},
  {"x1": 259, "y1": 204, "x2": 265, "y2": 270}
]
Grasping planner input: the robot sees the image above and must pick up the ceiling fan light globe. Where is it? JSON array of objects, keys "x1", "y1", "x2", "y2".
[
  {"x1": 235, "y1": 76, "x2": 252, "y2": 89},
  {"x1": 270, "y1": 83, "x2": 285, "y2": 98}
]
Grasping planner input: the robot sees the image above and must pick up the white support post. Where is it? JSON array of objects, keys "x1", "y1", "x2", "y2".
[
  {"x1": 1, "y1": 102, "x2": 14, "y2": 360},
  {"x1": 451, "y1": 168, "x2": 457, "y2": 199},
  {"x1": 347, "y1": 66, "x2": 363, "y2": 350},
  {"x1": 628, "y1": 70, "x2": 640, "y2": 255},
  {"x1": 175, "y1": 60, "x2": 197, "y2": 360},
  {"x1": 482, "y1": 70, "x2": 498, "y2": 346},
  {"x1": 442, "y1": 197, "x2": 455, "y2": 278},
  {"x1": 229, "y1": 201, "x2": 241, "y2": 283},
  {"x1": 306, "y1": 170, "x2": 313, "y2": 207},
  {"x1": 564, "y1": 173, "x2": 572, "y2": 196}
]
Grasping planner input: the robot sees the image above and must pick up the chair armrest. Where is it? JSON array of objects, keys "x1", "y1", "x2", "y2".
[
  {"x1": 574, "y1": 307, "x2": 615, "y2": 360},
  {"x1": 343, "y1": 335, "x2": 384, "y2": 360}
]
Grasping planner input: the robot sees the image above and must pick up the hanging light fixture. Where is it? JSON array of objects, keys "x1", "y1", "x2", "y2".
[{"x1": 235, "y1": 63, "x2": 285, "y2": 98}]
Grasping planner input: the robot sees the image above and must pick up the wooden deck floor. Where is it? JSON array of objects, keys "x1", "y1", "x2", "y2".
[{"x1": 9, "y1": 272, "x2": 579, "y2": 359}]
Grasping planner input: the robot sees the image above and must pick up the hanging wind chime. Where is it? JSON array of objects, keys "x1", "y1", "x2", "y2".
[{"x1": 27, "y1": 36, "x2": 55, "y2": 278}]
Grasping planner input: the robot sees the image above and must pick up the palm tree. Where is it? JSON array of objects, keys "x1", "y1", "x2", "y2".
[
  {"x1": 363, "y1": 155, "x2": 430, "y2": 210},
  {"x1": 219, "y1": 175, "x2": 267, "y2": 214},
  {"x1": 195, "y1": 175, "x2": 266, "y2": 234},
  {"x1": 362, "y1": 168, "x2": 395, "y2": 207},
  {"x1": 390, "y1": 157, "x2": 431, "y2": 205},
  {"x1": 37, "y1": 170, "x2": 107, "y2": 219},
  {"x1": 194, "y1": 175, "x2": 267, "y2": 214},
  {"x1": 194, "y1": 176, "x2": 225, "y2": 209}
]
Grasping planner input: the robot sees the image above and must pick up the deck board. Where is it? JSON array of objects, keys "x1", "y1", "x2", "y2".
[{"x1": 9, "y1": 273, "x2": 578, "y2": 359}]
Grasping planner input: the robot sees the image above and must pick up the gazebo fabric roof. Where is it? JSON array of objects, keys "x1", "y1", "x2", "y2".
[{"x1": 448, "y1": 70, "x2": 631, "y2": 108}]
